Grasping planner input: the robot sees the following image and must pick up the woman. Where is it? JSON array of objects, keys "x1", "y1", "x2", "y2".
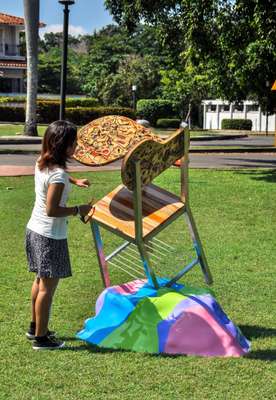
[{"x1": 25, "y1": 120, "x2": 92, "y2": 350}]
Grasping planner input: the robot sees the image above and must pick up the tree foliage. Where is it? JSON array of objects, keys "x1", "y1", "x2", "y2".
[
  {"x1": 105, "y1": 0, "x2": 276, "y2": 112},
  {"x1": 38, "y1": 25, "x2": 166, "y2": 106},
  {"x1": 38, "y1": 34, "x2": 86, "y2": 94}
]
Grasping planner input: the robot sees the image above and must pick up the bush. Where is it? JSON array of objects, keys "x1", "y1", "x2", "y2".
[
  {"x1": 37, "y1": 101, "x2": 60, "y2": 122},
  {"x1": 65, "y1": 107, "x2": 136, "y2": 125},
  {"x1": 156, "y1": 118, "x2": 181, "y2": 129},
  {"x1": 0, "y1": 96, "x2": 25, "y2": 104},
  {"x1": 137, "y1": 99, "x2": 179, "y2": 125},
  {"x1": 37, "y1": 102, "x2": 136, "y2": 124},
  {"x1": 0, "y1": 106, "x2": 25, "y2": 122},
  {"x1": 0, "y1": 103, "x2": 135, "y2": 125},
  {"x1": 221, "y1": 119, "x2": 252, "y2": 130},
  {"x1": 66, "y1": 98, "x2": 99, "y2": 107},
  {"x1": 0, "y1": 97, "x2": 99, "y2": 106}
]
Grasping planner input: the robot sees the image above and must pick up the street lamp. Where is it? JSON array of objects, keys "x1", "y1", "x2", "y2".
[
  {"x1": 265, "y1": 80, "x2": 269, "y2": 136},
  {"x1": 58, "y1": 0, "x2": 75, "y2": 120},
  {"x1": 132, "y1": 85, "x2": 137, "y2": 111}
]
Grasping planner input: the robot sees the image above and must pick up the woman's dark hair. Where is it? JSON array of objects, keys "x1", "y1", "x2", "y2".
[{"x1": 38, "y1": 120, "x2": 77, "y2": 170}]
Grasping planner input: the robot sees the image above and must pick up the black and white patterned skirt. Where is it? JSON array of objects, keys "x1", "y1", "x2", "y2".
[{"x1": 25, "y1": 228, "x2": 72, "y2": 279}]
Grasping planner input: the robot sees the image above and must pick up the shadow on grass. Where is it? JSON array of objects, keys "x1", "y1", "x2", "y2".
[
  {"x1": 60, "y1": 325, "x2": 276, "y2": 361},
  {"x1": 245, "y1": 350, "x2": 276, "y2": 362},
  {"x1": 61, "y1": 343, "x2": 125, "y2": 354},
  {"x1": 240, "y1": 325, "x2": 276, "y2": 339},
  {"x1": 62, "y1": 342, "x2": 276, "y2": 361},
  {"x1": 237, "y1": 325, "x2": 276, "y2": 362},
  {"x1": 61, "y1": 343, "x2": 276, "y2": 362},
  {"x1": 235, "y1": 169, "x2": 276, "y2": 183},
  {"x1": 58, "y1": 336, "x2": 79, "y2": 341}
]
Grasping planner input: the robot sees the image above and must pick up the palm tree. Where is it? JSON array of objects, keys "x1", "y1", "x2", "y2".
[{"x1": 23, "y1": 0, "x2": 39, "y2": 136}]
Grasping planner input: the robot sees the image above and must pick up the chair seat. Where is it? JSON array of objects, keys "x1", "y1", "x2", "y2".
[{"x1": 92, "y1": 183, "x2": 185, "y2": 240}]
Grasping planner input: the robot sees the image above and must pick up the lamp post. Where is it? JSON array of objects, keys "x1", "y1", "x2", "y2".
[
  {"x1": 265, "y1": 80, "x2": 270, "y2": 136},
  {"x1": 132, "y1": 85, "x2": 137, "y2": 111},
  {"x1": 58, "y1": 0, "x2": 75, "y2": 120}
]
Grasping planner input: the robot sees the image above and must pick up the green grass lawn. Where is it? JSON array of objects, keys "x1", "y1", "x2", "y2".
[
  {"x1": 0, "y1": 123, "x2": 47, "y2": 137},
  {"x1": 0, "y1": 168, "x2": 275, "y2": 399},
  {"x1": 0, "y1": 123, "x2": 223, "y2": 139}
]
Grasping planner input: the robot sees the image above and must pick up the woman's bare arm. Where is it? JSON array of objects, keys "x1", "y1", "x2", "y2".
[{"x1": 46, "y1": 183, "x2": 77, "y2": 217}]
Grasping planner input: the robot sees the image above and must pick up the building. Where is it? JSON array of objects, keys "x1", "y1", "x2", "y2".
[
  {"x1": 202, "y1": 99, "x2": 276, "y2": 132},
  {"x1": 0, "y1": 12, "x2": 45, "y2": 95},
  {"x1": 0, "y1": 13, "x2": 27, "y2": 93}
]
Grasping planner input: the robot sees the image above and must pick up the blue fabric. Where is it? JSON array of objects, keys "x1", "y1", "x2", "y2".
[{"x1": 77, "y1": 291, "x2": 135, "y2": 344}]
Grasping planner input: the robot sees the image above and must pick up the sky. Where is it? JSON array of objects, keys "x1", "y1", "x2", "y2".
[{"x1": 0, "y1": 0, "x2": 115, "y2": 36}]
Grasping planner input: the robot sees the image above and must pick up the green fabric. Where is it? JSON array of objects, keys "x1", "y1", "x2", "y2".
[
  {"x1": 177, "y1": 285, "x2": 215, "y2": 298},
  {"x1": 101, "y1": 297, "x2": 162, "y2": 353},
  {"x1": 152, "y1": 289, "x2": 187, "y2": 319}
]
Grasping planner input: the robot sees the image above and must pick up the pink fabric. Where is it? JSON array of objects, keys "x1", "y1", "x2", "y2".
[
  {"x1": 112, "y1": 279, "x2": 147, "y2": 295},
  {"x1": 164, "y1": 305, "x2": 245, "y2": 357}
]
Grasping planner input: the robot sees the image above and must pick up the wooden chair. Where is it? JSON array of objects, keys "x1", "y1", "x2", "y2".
[{"x1": 84, "y1": 122, "x2": 213, "y2": 289}]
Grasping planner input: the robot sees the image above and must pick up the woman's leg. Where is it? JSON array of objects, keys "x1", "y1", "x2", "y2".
[
  {"x1": 31, "y1": 277, "x2": 40, "y2": 323},
  {"x1": 35, "y1": 277, "x2": 59, "y2": 337}
]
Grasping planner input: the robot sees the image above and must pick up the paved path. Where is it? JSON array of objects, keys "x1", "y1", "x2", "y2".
[
  {"x1": 0, "y1": 134, "x2": 275, "y2": 176},
  {"x1": 193, "y1": 135, "x2": 274, "y2": 148},
  {"x1": 0, "y1": 152, "x2": 275, "y2": 176},
  {"x1": 0, "y1": 135, "x2": 274, "y2": 152}
]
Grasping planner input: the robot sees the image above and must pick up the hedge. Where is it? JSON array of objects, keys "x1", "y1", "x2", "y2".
[
  {"x1": 0, "y1": 97, "x2": 99, "y2": 107},
  {"x1": 66, "y1": 98, "x2": 99, "y2": 107},
  {"x1": 0, "y1": 106, "x2": 25, "y2": 122},
  {"x1": 137, "y1": 99, "x2": 179, "y2": 125},
  {"x1": 156, "y1": 118, "x2": 181, "y2": 129},
  {"x1": 0, "y1": 96, "x2": 25, "y2": 104},
  {"x1": 65, "y1": 107, "x2": 136, "y2": 125},
  {"x1": 37, "y1": 101, "x2": 60, "y2": 122},
  {"x1": 221, "y1": 119, "x2": 252, "y2": 130},
  {"x1": 0, "y1": 104, "x2": 135, "y2": 125}
]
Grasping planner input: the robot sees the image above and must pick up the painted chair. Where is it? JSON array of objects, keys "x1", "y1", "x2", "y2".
[{"x1": 74, "y1": 116, "x2": 213, "y2": 289}]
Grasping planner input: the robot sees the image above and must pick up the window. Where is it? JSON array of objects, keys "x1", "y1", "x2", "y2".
[
  {"x1": 207, "y1": 104, "x2": 217, "y2": 112},
  {"x1": 219, "y1": 104, "x2": 230, "y2": 112},
  {"x1": 0, "y1": 29, "x2": 3, "y2": 55},
  {"x1": 246, "y1": 104, "x2": 259, "y2": 112},
  {"x1": 233, "y1": 103, "x2": 244, "y2": 112}
]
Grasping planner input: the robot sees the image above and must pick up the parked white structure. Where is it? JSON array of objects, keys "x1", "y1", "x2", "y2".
[{"x1": 202, "y1": 99, "x2": 276, "y2": 132}]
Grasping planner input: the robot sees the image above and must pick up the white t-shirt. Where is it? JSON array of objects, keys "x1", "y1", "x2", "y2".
[{"x1": 27, "y1": 164, "x2": 71, "y2": 239}]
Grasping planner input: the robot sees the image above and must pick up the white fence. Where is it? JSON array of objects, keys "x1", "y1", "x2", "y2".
[{"x1": 202, "y1": 100, "x2": 276, "y2": 132}]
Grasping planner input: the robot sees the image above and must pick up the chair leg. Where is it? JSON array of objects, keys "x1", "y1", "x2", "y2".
[
  {"x1": 137, "y1": 242, "x2": 159, "y2": 289},
  {"x1": 185, "y1": 207, "x2": 213, "y2": 285},
  {"x1": 90, "y1": 221, "x2": 110, "y2": 288}
]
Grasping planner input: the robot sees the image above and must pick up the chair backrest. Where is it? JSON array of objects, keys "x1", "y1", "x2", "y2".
[{"x1": 121, "y1": 128, "x2": 187, "y2": 191}]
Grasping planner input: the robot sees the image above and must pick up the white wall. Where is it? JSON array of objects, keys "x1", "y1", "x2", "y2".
[{"x1": 203, "y1": 100, "x2": 276, "y2": 132}]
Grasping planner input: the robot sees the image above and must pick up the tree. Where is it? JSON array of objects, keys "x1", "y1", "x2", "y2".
[
  {"x1": 38, "y1": 47, "x2": 85, "y2": 94},
  {"x1": 99, "y1": 54, "x2": 162, "y2": 106},
  {"x1": 23, "y1": 0, "x2": 40, "y2": 136},
  {"x1": 78, "y1": 24, "x2": 165, "y2": 104},
  {"x1": 160, "y1": 62, "x2": 217, "y2": 123},
  {"x1": 105, "y1": 0, "x2": 276, "y2": 112}
]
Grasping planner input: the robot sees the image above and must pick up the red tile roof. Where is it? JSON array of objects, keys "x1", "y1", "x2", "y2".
[
  {"x1": 0, "y1": 13, "x2": 24, "y2": 26},
  {"x1": 0, "y1": 12, "x2": 45, "y2": 28},
  {"x1": 0, "y1": 60, "x2": 27, "y2": 69}
]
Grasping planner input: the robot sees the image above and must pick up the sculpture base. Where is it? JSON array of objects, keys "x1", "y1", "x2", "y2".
[{"x1": 77, "y1": 278, "x2": 250, "y2": 357}]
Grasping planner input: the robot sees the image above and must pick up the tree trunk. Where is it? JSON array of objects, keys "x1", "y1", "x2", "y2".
[{"x1": 23, "y1": 0, "x2": 39, "y2": 136}]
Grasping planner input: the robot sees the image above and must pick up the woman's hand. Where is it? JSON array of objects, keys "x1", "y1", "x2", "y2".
[
  {"x1": 74, "y1": 178, "x2": 90, "y2": 188},
  {"x1": 79, "y1": 204, "x2": 93, "y2": 217}
]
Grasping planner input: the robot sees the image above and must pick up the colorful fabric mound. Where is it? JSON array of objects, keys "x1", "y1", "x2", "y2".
[{"x1": 77, "y1": 279, "x2": 250, "y2": 357}]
